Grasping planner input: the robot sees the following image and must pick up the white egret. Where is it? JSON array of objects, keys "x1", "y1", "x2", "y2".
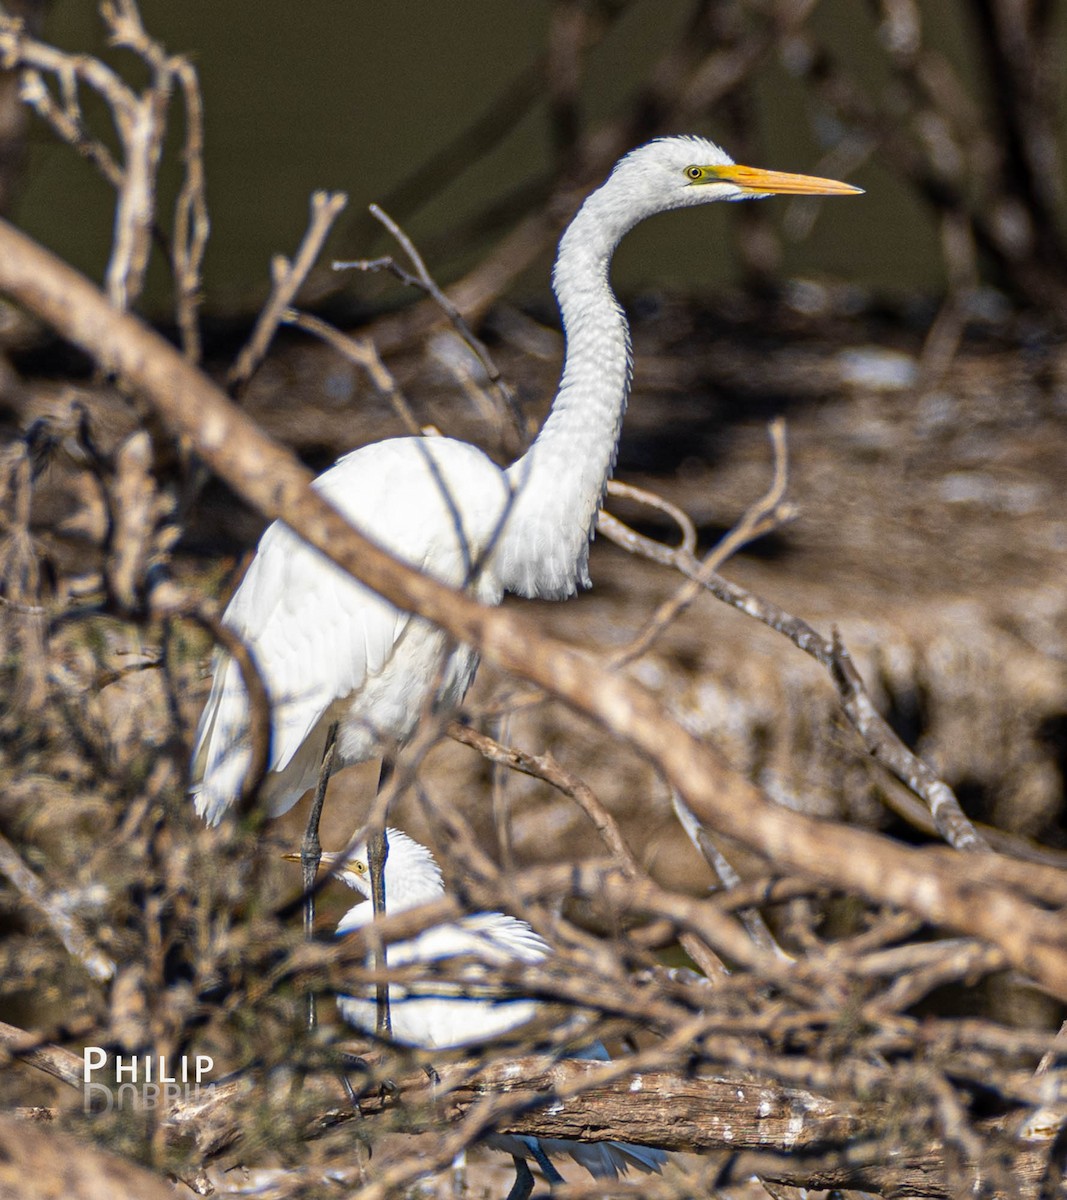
[
  {"x1": 314, "y1": 828, "x2": 668, "y2": 1199},
  {"x1": 190, "y1": 136, "x2": 860, "y2": 933}
]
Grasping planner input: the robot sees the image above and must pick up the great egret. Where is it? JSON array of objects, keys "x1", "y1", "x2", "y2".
[
  {"x1": 313, "y1": 828, "x2": 669, "y2": 1199},
  {"x1": 190, "y1": 135, "x2": 860, "y2": 828}
]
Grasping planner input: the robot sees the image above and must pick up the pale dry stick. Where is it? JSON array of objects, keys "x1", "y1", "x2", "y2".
[
  {"x1": 671, "y1": 788, "x2": 786, "y2": 960},
  {"x1": 489, "y1": 714, "x2": 517, "y2": 875},
  {"x1": 0, "y1": 833, "x2": 115, "y2": 982},
  {"x1": 106, "y1": 429, "x2": 159, "y2": 610},
  {"x1": 3, "y1": 220, "x2": 1067, "y2": 998},
  {"x1": 1, "y1": 8, "x2": 207, "y2": 355},
  {"x1": 411, "y1": 809, "x2": 795, "y2": 991},
  {"x1": 827, "y1": 631, "x2": 987, "y2": 853},
  {"x1": 336, "y1": 203, "x2": 526, "y2": 447},
  {"x1": 707, "y1": 873, "x2": 829, "y2": 919},
  {"x1": 610, "y1": 424, "x2": 794, "y2": 958},
  {"x1": 0, "y1": 17, "x2": 157, "y2": 309},
  {"x1": 445, "y1": 721, "x2": 728, "y2": 978},
  {"x1": 448, "y1": 721, "x2": 641, "y2": 877},
  {"x1": 410, "y1": 774, "x2": 737, "y2": 1012},
  {"x1": 281, "y1": 307, "x2": 421, "y2": 436},
  {"x1": 597, "y1": 474, "x2": 988, "y2": 855},
  {"x1": 413, "y1": 822, "x2": 677, "y2": 1053},
  {"x1": 606, "y1": 478, "x2": 697, "y2": 557},
  {"x1": 227, "y1": 190, "x2": 349, "y2": 397},
  {"x1": 1035, "y1": 1022, "x2": 1067, "y2": 1079},
  {"x1": 824, "y1": 909, "x2": 922, "y2": 960},
  {"x1": 0, "y1": 1021, "x2": 85, "y2": 1089},
  {"x1": 107, "y1": 1, "x2": 210, "y2": 357},
  {"x1": 0, "y1": 444, "x2": 52, "y2": 709},
  {"x1": 926, "y1": 1067, "x2": 997, "y2": 1196},
  {"x1": 1019, "y1": 1016, "x2": 1067, "y2": 1149},
  {"x1": 13, "y1": 67, "x2": 123, "y2": 188},
  {"x1": 99, "y1": 0, "x2": 170, "y2": 313},
  {"x1": 604, "y1": 418, "x2": 794, "y2": 671},
  {"x1": 872, "y1": 940, "x2": 1008, "y2": 1013},
  {"x1": 168, "y1": 54, "x2": 209, "y2": 362},
  {"x1": 918, "y1": 844, "x2": 1067, "y2": 908}
]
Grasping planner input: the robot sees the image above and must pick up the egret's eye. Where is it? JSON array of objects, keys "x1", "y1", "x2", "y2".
[
  {"x1": 684, "y1": 165, "x2": 703, "y2": 181},
  {"x1": 354, "y1": 860, "x2": 367, "y2": 875}
]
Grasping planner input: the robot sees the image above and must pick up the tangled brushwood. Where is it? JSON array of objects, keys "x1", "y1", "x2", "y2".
[{"x1": 0, "y1": 3, "x2": 1065, "y2": 1199}]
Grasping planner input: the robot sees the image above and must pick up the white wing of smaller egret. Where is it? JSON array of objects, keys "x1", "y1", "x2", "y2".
[{"x1": 323, "y1": 829, "x2": 669, "y2": 1190}]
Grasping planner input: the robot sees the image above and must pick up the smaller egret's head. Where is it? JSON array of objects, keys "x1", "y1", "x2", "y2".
[
  {"x1": 285, "y1": 828, "x2": 445, "y2": 913},
  {"x1": 581, "y1": 134, "x2": 862, "y2": 244}
]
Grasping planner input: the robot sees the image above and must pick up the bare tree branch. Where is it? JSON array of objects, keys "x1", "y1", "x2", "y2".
[
  {"x1": 0, "y1": 217, "x2": 1063, "y2": 1001},
  {"x1": 227, "y1": 190, "x2": 348, "y2": 397}
]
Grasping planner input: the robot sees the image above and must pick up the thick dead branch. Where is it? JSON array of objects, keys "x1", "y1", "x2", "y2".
[{"x1": 158, "y1": 1057, "x2": 1060, "y2": 1200}]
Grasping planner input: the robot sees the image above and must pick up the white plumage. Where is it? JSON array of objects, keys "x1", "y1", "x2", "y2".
[
  {"x1": 190, "y1": 136, "x2": 860, "y2": 822},
  {"x1": 326, "y1": 829, "x2": 668, "y2": 1192}
]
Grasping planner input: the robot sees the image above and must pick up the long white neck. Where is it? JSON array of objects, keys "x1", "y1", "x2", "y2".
[{"x1": 499, "y1": 186, "x2": 634, "y2": 599}]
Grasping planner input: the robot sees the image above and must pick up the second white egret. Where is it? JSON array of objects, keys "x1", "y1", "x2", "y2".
[{"x1": 318, "y1": 828, "x2": 669, "y2": 1200}]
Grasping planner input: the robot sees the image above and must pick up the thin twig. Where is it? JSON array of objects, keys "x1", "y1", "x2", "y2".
[
  {"x1": 336, "y1": 203, "x2": 525, "y2": 447},
  {"x1": 227, "y1": 190, "x2": 348, "y2": 398},
  {"x1": 605, "y1": 418, "x2": 794, "y2": 670},
  {"x1": 170, "y1": 54, "x2": 209, "y2": 362},
  {"x1": 598, "y1": 420, "x2": 988, "y2": 855},
  {"x1": 448, "y1": 721, "x2": 641, "y2": 876},
  {"x1": 0, "y1": 832, "x2": 114, "y2": 982},
  {"x1": 281, "y1": 308, "x2": 421, "y2": 436}
]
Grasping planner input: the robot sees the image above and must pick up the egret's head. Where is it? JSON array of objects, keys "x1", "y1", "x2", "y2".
[
  {"x1": 288, "y1": 828, "x2": 445, "y2": 912},
  {"x1": 580, "y1": 135, "x2": 862, "y2": 244}
]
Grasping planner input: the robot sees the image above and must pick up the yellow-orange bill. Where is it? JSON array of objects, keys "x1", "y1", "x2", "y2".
[
  {"x1": 281, "y1": 850, "x2": 345, "y2": 866},
  {"x1": 710, "y1": 163, "x2": 863, "y2": 196}
]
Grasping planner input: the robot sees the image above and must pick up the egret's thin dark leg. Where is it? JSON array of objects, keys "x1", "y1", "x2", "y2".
[
  {"x1": 504, "y1": 1156, "x2": 534, "y2": 1200},
  {"x1": 339, "y1": 1050, "x2": 372, "y2": 1107},
  {"x1": 302, "y1": 720, "x2": 338, "y2": 1032},
  {"x1": 369, "y1": 757, "x2": 393, "y2": 1037},
  {"x1": 529, "y1": 1142, "x2": 564, "y2": 1187}
]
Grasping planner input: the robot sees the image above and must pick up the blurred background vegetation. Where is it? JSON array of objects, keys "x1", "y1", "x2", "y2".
[{"x1": 7, "y1": 0, "x2": 1066, "y2": 313}]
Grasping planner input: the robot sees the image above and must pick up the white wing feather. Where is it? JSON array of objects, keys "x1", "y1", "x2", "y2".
[{"x1": 191, "y1": 438, "x2": 509, "y2": 824}]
